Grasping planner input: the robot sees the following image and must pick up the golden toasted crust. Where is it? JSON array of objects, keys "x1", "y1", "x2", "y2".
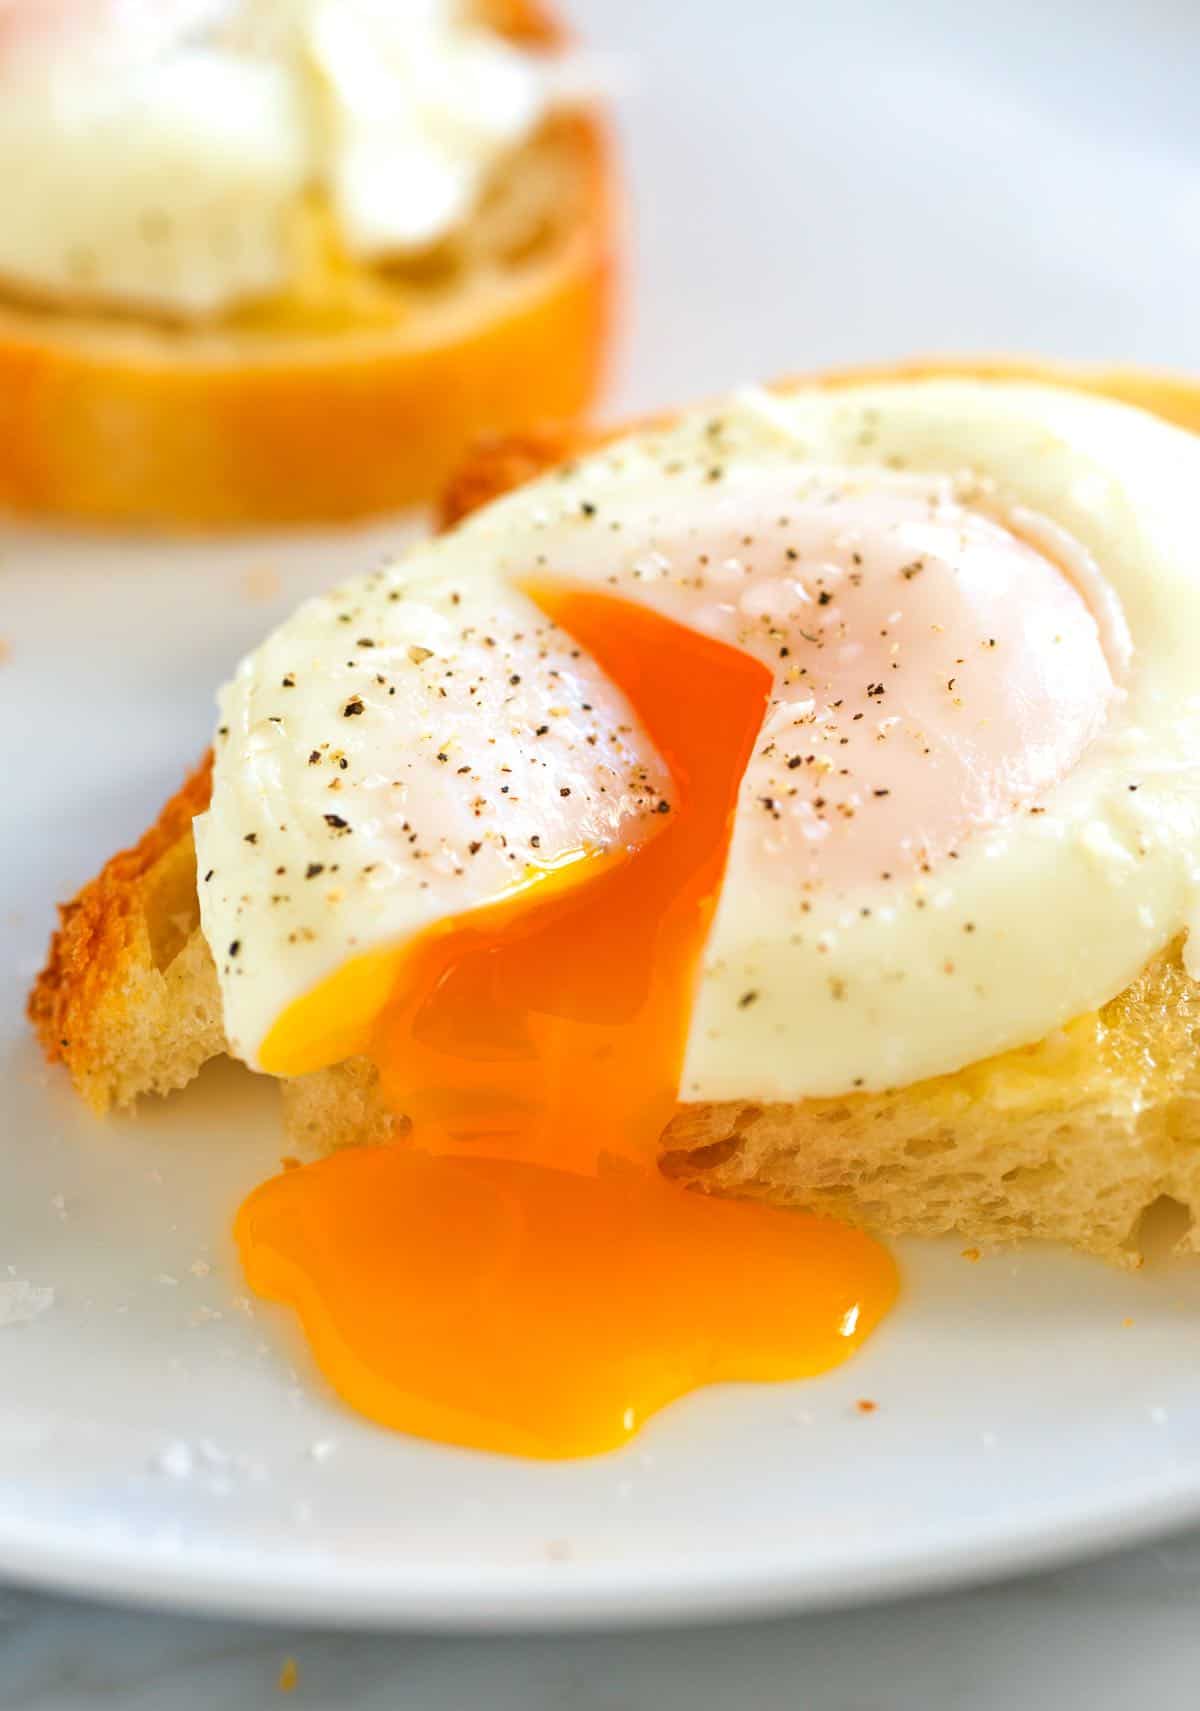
[
  {"x1": 29, "y1": 357, "x2": 1200, "y2": 1263},
  {"x1": 28, "y1": 753, "x2": 219, "y2": 1109},
  {"x1": 439, "y1": 356, "x2": 1200, "y2": 526},
  {"x1": 437, "y1": 423, "x2": 605, "y2": 528},
  {"x1": 0, "y1": 1, "x2": 616, "y2": 527},
  {"x1": 797, "y1": 354, "x2": 1200, "y2": 435}
]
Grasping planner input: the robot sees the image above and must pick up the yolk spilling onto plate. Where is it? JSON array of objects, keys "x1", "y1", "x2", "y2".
[{"x1": 236, "y1": 595, "x2": 897, "y2": 1458}]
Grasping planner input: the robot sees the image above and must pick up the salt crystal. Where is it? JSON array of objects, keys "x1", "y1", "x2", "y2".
[
  {"x1": 156, "y1": 1441, "x2": 194, "y2": 1480},
  {"x1": 0, "y1": 1281, "x2": 54, "y2": 1326}
]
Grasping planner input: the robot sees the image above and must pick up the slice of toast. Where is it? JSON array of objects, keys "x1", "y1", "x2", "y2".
[
  {"x1": 29, "y1": 365, "x2": 1200, "y2": 1265},
  {"x1": 0, "y1": 0, "x2": 614, "y2": 527}
]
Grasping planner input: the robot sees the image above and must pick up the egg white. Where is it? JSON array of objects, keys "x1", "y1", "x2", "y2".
[{"x1": 195, "y1": 379, "x2": 1200, "y2": 1096}]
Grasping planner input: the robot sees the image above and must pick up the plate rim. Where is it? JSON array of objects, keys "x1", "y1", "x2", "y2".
[{"x1": 1, "y1": 1467, "x2": 1198, "y2": 1629}]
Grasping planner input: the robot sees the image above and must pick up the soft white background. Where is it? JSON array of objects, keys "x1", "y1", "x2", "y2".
[{"x1": 5, "y1": 0, "x2": 1200, "y2": 1701}]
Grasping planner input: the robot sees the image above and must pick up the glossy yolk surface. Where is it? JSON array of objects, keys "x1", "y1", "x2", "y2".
[{"x1": 236, "y1": 595, "x2": 898, "y2": 1459}]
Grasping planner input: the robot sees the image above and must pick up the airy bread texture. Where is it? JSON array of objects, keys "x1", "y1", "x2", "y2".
[
  {"x1": 0, "y1": 1, "x2": 614, "y2": 527},
  {"x1": 29, "y1": 360, "x2": 1200, "y2": 1266}
]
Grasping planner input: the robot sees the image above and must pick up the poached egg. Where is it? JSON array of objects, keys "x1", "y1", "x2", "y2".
[
  {"x1": 0, "y1": 0, "x2": 550, "y2": 317},
  {"x1": 195, "y1": 377, "x2": 1200, "y2": 1455}
]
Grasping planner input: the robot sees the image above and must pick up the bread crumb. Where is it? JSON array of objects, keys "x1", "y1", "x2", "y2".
[
  {"x1": 1122, "y1": 1316, "x2": 1135, "y2": 1328},
  {"x1": 855, "y1": 1398, "x2": 878, "y2": 1415},
  {"x1": 961, "y1": 1247, "x2": 981, "y2": 1262},
  {"x1": 0, "y1": 639, "x2": 9, "y2": 666},
  {"x1": 155, "y1": 1441, "x2": 194, "y2": 1479},
  {"x1": 189, "y1": 1258, "x2": 212, "y2": 1278},
  {"x1": 281, "y1": 1155, "x2": 302, "y2": 1172},
  {"x1": 278, "y1": 1657, "x2": 299, "y2": 1693},
  {"x1": 0, "y1": 1281, "x2": 54, "y2": 1326}
]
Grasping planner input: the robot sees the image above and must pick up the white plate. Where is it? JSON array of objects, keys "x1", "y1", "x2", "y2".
[
  {"x1": 5, "y1": 521, "x2": 1200, "y2": 1634},
  {"x1": 4, "y1": 0, "x2": 1200, "y2": 1630}
]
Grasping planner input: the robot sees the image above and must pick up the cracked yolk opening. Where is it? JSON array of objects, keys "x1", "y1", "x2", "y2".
[{"x1": 235, "y1": 594, "x2": 897, "y2": 1459}]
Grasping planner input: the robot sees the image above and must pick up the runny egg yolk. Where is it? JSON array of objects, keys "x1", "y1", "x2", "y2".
[{"x1": 235, "y1": 594, "x2": 898, "y2": 1459}]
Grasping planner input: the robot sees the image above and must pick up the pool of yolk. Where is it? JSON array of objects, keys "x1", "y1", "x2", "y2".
[{"x1": 236, "y1": 594, "x2": 898, "y2": 1459}]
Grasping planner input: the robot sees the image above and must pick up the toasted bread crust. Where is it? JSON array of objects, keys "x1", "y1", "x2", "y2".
[
  {"x1": 28, "y1": 753, "x2": 216, "y2": 1105},
  {"x1": 0, "y1": 2, "x2": 615, "y2": 527},
  {"x1": 437, "y1": 422, "x2": 605, "y2": 527}
]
